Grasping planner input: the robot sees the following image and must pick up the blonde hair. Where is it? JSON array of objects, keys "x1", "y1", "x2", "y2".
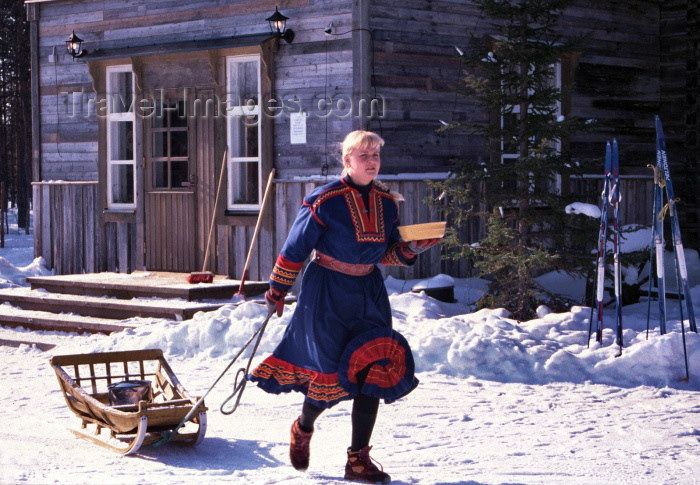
[
  {"x1": 340, "y1": 130, "x2": 403, "y2": 201},
  {"x1": 341, "y1": 130, "x2": 385, "y2": 169}
]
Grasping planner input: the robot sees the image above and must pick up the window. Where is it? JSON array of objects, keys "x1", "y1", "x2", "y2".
[
  {"x1": 226, "y1": 56, "x2": 261, "y2": 210},
  {"x1": 500, "y1": 62, "x2": 562, "y2": 194},
  {"x1": 106, "y1": 65, "x2": 136, "y2": 208},
  {"x1": 151, "y1": 100, "x2": 189, "y2": 189}
]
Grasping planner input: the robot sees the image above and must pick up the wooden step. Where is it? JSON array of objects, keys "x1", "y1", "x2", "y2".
[
  {"x1": 0, "y1": 288, "x2": 224, "y2": 321},
  {"x1": 26, "y1": 271, "x2": 268, "y2": 301},
  {"x1": 0, "y1": 305, "x2": 138, "y2": 334},
  {"x1": 0, "y1": 337, "x2": 57, "y2": 351}
]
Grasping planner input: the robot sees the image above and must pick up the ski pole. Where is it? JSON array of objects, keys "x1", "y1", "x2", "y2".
[
  {"x1": 644, "y1": 165, "x2": 659, "y2": 339},
  {"x1": 679, "y1": 311, "x2": 690, "y2": 382},
  {"x1": 671, "y1": 237, "x2": 690, "y2": 382}
]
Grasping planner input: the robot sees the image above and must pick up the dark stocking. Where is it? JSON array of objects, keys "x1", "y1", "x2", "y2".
[
  {"x1": 351, "y1": 392, "x2": 379, "y2": 451},
  {"x1": 299, "y1": 398, "x2": 324, "y2": 432}
]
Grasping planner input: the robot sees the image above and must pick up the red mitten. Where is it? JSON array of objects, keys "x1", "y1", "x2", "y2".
[{"x1": 265, "y1": 287, "x2": 287, "y2": 317}]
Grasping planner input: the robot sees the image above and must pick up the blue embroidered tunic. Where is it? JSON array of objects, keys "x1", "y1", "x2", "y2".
[{"x1": 250, "y1": 177, "x2": 418, "y2": 408}]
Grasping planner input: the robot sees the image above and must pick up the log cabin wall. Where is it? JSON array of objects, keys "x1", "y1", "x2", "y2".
[
  {"x1": 365, "y1": 0, "x2": 662, "y2": 242},
  {"x1": 366, "y1": 1, "x2": 663, "y2": 172},
  {"x1": 30, "y1": 0, "x2": 359, "y2": 276},
  {"x1": 564, "y1": 1, "x2": 661, "y2": 166},
  {"x1": 660, "y1": 0, "x2": 700, "y2": 248},
  {"x1": 269, "y1": 3, "x2": 354, "y2": 178},
  {"x1": 364, "y1": 0, "x2": 484, "y2": 174},
  {"x1": 29, "y1": 0, "x2": 694, "y2": 279},
  {"x1": 36, "y1": 0, "x2": 664, "y2": 179}
]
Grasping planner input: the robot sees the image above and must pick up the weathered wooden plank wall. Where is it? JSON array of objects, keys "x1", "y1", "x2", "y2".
[
  {"x1": 32, "y1": 176, "x2": 654, "y2": 278},
  {"x1": 34, "y1": 0, "x2": 353, "y2": 182},
  {"x1": 367, "y1": 0, "x2": 483, "y2": 174},
  {"x1": 569, "y1": 175, "x2": 654, "y2": 226},
  {"x1": 368, "y1": 0, "x2": 663, "y2": 172},
  {"x1": 36, "y1": 1, "x2": 666, "y2": 179},
  {"x1": 32, "y1": 181, "x2": 134, "y2": 274},
  {"x1": 660, "y1": 0, "x2": 700, "y2": 246}
]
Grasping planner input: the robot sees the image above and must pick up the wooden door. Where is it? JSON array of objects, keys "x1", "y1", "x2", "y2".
[{"x1": 144, "y1": 95, "x2": 197, "y2": 272}]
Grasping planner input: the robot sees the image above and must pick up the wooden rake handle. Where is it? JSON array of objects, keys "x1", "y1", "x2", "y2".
[
  {"x1": 201, "y1": 149, "x2": 228, "y2": 273},
  {"x1": 238, "y1": 169, "x2": 276, "y2": 291}
]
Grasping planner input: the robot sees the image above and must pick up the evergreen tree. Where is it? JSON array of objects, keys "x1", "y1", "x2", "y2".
[
  {"x1": 0, "y1": 0, "x2": 32, "y2": 237},
  {"x1": 435, "y1": 0, "x2": 594, "y2": 320}
]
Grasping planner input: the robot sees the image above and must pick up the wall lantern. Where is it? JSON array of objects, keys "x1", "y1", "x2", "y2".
[
  {"x1": 266, "y1": 7, "x2": 295, "y2": 44},
  {"x1": 65, "y1": 30, "x2": 88, "y2": 59}
]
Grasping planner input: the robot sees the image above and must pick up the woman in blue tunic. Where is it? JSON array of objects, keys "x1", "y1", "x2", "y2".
[{"x1": 250, "y1": 130, "x2": 440, "y2": 483}]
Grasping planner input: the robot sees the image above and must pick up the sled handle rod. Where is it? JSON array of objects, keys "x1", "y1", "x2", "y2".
[
  {"x1": 219, "y1": 305, "x2": 274, "y2": 415},
  {"x1": 154, "y1": 309, "x2": 275, "y2": 447}
]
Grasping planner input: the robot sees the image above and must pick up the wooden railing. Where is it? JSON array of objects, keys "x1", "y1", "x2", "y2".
[
  {"x1": 32, "y1": 175, "x2": 654, "y2": 279},
  {"x1": 32, "y1": 181, "x2": 135, "y2": 275},
  {"x1": 568, "y1": 174, "x2": 654, "y2": 227}
]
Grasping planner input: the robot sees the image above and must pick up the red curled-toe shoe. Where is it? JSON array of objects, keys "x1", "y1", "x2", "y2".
[
  {"x1": 289, "y1": 418, "x2": 313, "y2": 471},
  {"x1": 344, "y1": 445, "x2": 391, "y2": 483}
]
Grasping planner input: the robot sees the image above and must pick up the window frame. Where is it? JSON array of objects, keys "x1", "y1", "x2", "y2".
[
  {"x1": 500, "y1": 61, "x2": 562, "y2": 195},
  {"x1": 150, "y1": 98, "x2": 190, "y2": 190},
  {"x1": 105, "y1": 64, "x2": 137, "y2": 209},
  {"x1": 225, "y1": 55, "x2": 262, "y2": 212}
]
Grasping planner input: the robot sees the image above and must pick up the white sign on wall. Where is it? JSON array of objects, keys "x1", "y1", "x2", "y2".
[{"x1": 290, "y1": 112, "x2": 307, "y2": 145}]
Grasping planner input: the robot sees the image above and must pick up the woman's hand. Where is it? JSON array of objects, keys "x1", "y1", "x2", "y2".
[
  {"x1": 266, "y1": 287, "x2": 287, "y2": 317},
  {"x1": 407, "y1": 238, "x2": 442, "y2": 255}
]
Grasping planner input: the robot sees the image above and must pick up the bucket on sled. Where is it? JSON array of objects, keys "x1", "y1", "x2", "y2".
[{"x1": 108, "y1": 380, "x2": 152, "y2": 406}]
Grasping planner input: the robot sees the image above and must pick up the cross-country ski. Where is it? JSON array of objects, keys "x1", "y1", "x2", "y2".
[{"x1": 588, "y1": 139, "x2": 623, "y2": 353}]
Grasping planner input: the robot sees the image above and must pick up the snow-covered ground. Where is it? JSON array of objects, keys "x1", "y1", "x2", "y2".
[{"x1": 1, "y1": 209, "x2": 700, "y2": 484}]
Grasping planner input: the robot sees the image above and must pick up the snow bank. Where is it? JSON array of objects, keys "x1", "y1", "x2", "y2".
[
  {"x1": 0, "y1": 257, "x2": 52, "y2": 288},
  {"x1": 65, "y1": 288, "x2": 700, "y2": 393},
  {"x1": 2, "y1": 224, "x2": 699, "y2": 393}
]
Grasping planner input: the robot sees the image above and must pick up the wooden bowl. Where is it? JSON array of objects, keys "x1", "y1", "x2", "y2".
[{"x1": 397, "y1": 221, "x2": 446, "y2": 241}]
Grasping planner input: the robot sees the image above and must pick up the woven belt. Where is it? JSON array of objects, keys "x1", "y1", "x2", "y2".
[{"x1": 311, "y1": 250, "x2": 375, "y2": 276}]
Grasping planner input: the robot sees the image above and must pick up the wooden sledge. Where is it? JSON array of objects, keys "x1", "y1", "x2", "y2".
[{"x1": 50, "y1": 349, "x2": 207, "y2": 455}]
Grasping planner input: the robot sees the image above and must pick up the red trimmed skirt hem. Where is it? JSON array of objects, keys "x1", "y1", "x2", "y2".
[{"x1": 249, "y1": 355, "x2": 351, "y2": 408}]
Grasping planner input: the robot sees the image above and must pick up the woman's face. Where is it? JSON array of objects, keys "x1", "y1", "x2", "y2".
[{"x1": 344, "y1": 145, "x2": 381, "y2": 186}]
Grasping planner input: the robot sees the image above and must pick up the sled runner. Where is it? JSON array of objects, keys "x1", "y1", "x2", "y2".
[{"x1": 50, "y1": 349, "x2": 207, "y2": 455}]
